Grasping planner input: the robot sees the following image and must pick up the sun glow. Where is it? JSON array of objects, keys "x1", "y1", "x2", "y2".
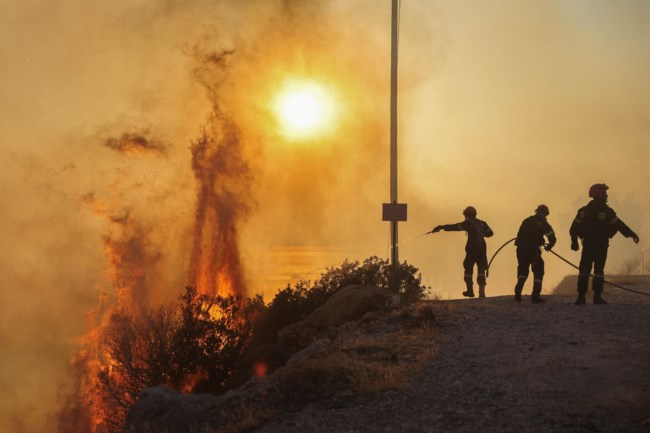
[
  {"x1": 282, "y1": 92, "x2": 322, "y2": 129},
  {"x1": 274, "y1": 80, "x2": 336, "y2": 139}
]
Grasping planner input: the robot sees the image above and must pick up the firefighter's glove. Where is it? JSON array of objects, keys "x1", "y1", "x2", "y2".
[
  {"x1": 432, "y1": 225, "x2": 443, "y2": 233},
  {"x1": 544, "y1": 243, "x2": 555, "y2": 251},
  {"x1": 632, "y1": 234, "x2": 640, "y2": 244},
  {"x1": 570, "y1": 239, "x2": 579, "y2": 251}
]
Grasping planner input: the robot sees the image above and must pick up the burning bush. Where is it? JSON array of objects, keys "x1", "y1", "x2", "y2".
[
  {"x1": 169, "y1": 287, "x2": 264, "y2": 393},
  {"x1": 59, "y1": 258, "x2": 427, "y2": 433},
  {"x1": 72, "y1": 287, "x2": 264, "y2": 433},
  {"x1": 94, "y1": 307, "x2": 178, "y2": 432}
]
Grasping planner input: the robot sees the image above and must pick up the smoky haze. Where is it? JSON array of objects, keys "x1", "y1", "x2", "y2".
[{"x1": 1, "y1": 1, "x2": 649, "y2": 432}]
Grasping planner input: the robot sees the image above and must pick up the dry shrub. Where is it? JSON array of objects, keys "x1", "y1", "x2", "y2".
[
  {"x1": 293, "y1": 350, "x2": 401, "y2": 395},
  {"x1": 195, "y1": 407, "x2": 275, "y2": 433},
  {"x1": 273, "y1": 311, "x2": 441, "y2": 404}
]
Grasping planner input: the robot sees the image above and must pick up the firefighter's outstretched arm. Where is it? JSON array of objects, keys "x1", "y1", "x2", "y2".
[
  {"x1": 614, "y1": 217, "x2": 640, "y2": 244},
  {"x1": 433, "y1": 223, "x2": 464, "y2": 233}
]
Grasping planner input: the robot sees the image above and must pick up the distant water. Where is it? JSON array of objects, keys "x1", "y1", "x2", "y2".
[{"x1": 247, "y1": 245, "x2": 347, "y2": 299}]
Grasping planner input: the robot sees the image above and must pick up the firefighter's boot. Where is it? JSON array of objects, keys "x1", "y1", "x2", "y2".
[
  {"x1": 462, "y1": 280, "x2": 474, "y2": 298},
  {"x1": 478, "y1": 284, "x2": 486, "y2": 298},
  {"x1": 514, "y1": 281, "x2": 524, "y2": 303},
  {"x1": 531, "y1": 280, "x2": 545, "y2": 304},
  {"x1": 593, "y1": 290, "x2": 608, "y2": 305},
  {"x1": 574, "y1": 291, "x2": 586, "y2": 306}
]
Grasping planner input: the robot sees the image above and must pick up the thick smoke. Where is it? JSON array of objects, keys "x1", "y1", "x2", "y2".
[
  {"x1": 1, "y1": 1, "x2": 649, "y2": 432},
  {"x1": 55, "y1": 148, "x2": 172, "y2": 432},
  {"x1": 83, "y1": 194, "x2": 160, "y2": 314},
  {"x1": 397, "y1": 1, "x2": 650, "y2": 295},
  {"x1": 103, "y1": 131, "x2": 166, "y2": 156}
]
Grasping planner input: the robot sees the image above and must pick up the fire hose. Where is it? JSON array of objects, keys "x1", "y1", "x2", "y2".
[
  {"x1": 486, "y1": 237, "x2": 516, "y2": 278},
  {"x1": 486, "y1": 237, "x2": 650, "y2": 296},
  {"x1": 546, "y1": 249, "x2": 650, "y2": 296}
]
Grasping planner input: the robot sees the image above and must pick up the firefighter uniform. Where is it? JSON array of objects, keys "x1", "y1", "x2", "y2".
[
  {"x1": 514, "y1": 205, "x2": 556, "y2": 303},
  {"x1": 433, "y1": 207, "x2": 494, "y2": 298},
  {"x1": 570, "y1": 184, "x2": 639, "y2": 305}
]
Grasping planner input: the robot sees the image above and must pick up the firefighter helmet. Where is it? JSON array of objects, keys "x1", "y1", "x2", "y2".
[
  {"x1": 588, "y1": 183, "x2": 609, "y2": 199},
  {"x1": 462, "y1": 206, "x2": 477, "y2": 217},
  {"x1": 535, "y1": 204, "x2": 549, "y2": 216}
]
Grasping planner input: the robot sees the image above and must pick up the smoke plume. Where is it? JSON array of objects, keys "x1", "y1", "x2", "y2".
[
  {"x1": 1, "y1": 1, "x2": 649, "y2": 432},
  {"x1": 187, "y1": 49, "x2": 253, "y2": 297},
  {"x1": 103, "y1": 131, "x2": 166, "y2": 156}
]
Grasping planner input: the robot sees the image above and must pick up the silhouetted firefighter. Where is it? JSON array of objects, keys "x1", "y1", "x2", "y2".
[
  {"x1": 570, "y1": 183, "x2": 639, "y2": 305},
  {"x1": 513, "y1": 204, "x2": 556, "y2": 303},
  {"x1": 433, "y1": 206, "x2": 494, "y2": 298}
]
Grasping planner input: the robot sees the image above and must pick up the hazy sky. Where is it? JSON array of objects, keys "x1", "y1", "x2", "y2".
[{"x1": 1, "y1": 1, "x2": 649, "y2": 431}]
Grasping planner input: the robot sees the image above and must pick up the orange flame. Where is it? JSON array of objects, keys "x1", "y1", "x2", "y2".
[
  {"x1": 60, "y1": 50, "x2": 254, "y2": 433},
  {"x1": 187, "y1": 116, "x2": 251, "y2": 298},
  {"x1": 179, "y1": 371, "x2": 210, "y2": 394},
  {"x1": 58, "y1": 200, "x2": 160, "y2": 433}
]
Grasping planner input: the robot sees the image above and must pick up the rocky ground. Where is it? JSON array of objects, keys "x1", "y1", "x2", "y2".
[{"x1": 254, "y1": 287, "x2": 650, "y2": 433}]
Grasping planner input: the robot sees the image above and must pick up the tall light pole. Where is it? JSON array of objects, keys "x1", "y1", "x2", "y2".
[{"x1": 382, "y1": 0, "x2": 407, "y2": 270}]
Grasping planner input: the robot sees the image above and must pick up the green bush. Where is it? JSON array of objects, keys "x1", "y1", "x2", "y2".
[
  {"x1": 313, "y1": 256, "x2": 429, "y2": 303},
  {"x1": 255, "y1": 256, "x2": 429, "y2": 344}
]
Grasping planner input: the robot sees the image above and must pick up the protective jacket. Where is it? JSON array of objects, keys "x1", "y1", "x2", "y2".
[
  {"x1": 570, "y1": 198, "x2": 638, "y2": 298},
  {"x1": 569, "y1": 200, "x2": 636, "y2": 246},
  {"x1": 438, "y1": 217, "x2": 493, "y2": 295},
  {"x1": 440, "y1": 218, "x2": 494, "y2": 252},
  {"x1": 515, "y1": 215, "x2": 556, "y2": 250},
  {"x1": 513, "y1": 214, "x2": 556, "y2": 301}
]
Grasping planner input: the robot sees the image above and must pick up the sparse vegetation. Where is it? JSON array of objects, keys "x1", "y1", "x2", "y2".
[
  {"x1": 254, "y1": 256, "x2": 430, "y2": 344},
  {"x1": 99, "y1": 257, "x2": 431, "y2": 432},
  {"x1": 613, "y1": 254, "x2": 648, "y2": 275}
]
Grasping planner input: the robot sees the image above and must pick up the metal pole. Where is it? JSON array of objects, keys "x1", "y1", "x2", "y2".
[{"x1": 390, "y1": 0, "x2": 399, "y2": 267}]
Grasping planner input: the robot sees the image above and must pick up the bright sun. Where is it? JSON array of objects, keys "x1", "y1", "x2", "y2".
[
  {"x1": 282, "y1": 92, "x2": 322, "y2": 129},
  {"x1": 274, "y1": 81, "x2": 335, "y2": 139}
]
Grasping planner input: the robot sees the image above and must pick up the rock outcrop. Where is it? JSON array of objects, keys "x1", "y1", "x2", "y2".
[{"x1": 277, "y1": 284, "x2": 395, "y2": 347}]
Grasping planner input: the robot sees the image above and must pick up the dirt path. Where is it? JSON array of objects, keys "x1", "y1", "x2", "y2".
[{"x1": 256, "y1": 290, "x2": 650, "y2": 433}]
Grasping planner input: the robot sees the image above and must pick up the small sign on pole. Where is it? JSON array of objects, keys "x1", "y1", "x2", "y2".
[{"x1": 382, "y1": 203, "x2": 407, "y2": 222}]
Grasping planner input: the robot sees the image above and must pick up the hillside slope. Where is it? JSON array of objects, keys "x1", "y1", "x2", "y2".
[{"x1": 255, "y1": 288, "x2": 650, "y2": 433}]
